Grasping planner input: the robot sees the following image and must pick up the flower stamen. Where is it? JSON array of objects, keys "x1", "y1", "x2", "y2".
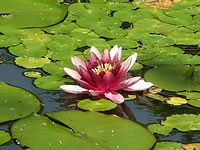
[{"x1": 92, "y1": 63, "x2": 113, "y2": 75}]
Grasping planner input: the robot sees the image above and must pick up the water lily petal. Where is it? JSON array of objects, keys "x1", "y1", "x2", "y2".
[
  {"x1": 111, "y1": 77, "x2": 141, "y2": 91},
  {"x1": 110, "y1": 45, "x2": 122, "y2": 62},
  {"x1": 89, "y1": 90, "x2": 104, "y2": 96},
  {"x1": 71, "y1": 56, "x2": 87, "y2": 70},
  {"x1": 102, "y1": 48, "x2": 111, "y2": 63},
  {"x1": 121, "y1": 53, "x2": 137, "y2": 71},
  {"x1": 104, "y1": 91, "x2": 124, "y2": 104},
  {"x1": 60, "y1": 85, "x2": 88, "y2": 94},
  {"x1": 91, "y1": 71, "x2": 105, "y2": 90},
  {"x1": 103, "y1": 71, "x2": 115, "y2": 89},
  {"x1": 90, "y1": 52, "x2": 100, "y2": 67},
  {"x1": 90, "y1": 46, "x2": 102, "y2": 60},
  {"x1": 124, "y1": 80, "x2": 153, "y2": 91},
  {"x1": 79, "y1": 66, "x2": 94, "y2": 84},
  {"x1": 64, "y1": 67, "x2": 82, "y2": 81}
]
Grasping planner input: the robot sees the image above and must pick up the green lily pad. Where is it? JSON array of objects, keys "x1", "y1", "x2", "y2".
[
  {"x1": 77, "y1": 99, "x2": 117, "y2": 111},
  {"x1": 34, "y1": 75, "x2": 73, "y2": 90},
  {"x1": 93, "y1": 27, "x2": 127, "y2": 39},
  {"x1": 0, "y1": 130, "x2": 11, "y2": 145},
  {"x1": 42, "y1": 62, "x2": 66, "y2": 76},
  {"x1": 153, "y1": 142, "x2": 183, "y2": 150},
  {"x1": 188, "y1": 99, "x2": 200, "y2": 108},
  {"x1": 177, "y1": 92, "x2": 200, "y2": 99},
  {"x1": 0, "y1": 82, "x2": 40, "y2": 123},
  {"x1": 11, "y1": 114, "x2": 106, "y2": 150},
  {"x1": 15, "y1": 57, "x2": 51, "y2": 69},
  {"x1": 9, "y1": 44, "x2": 48, "y2": 57},
  {"x1": 0, "y1": 0, "x2": 67, "y2": 31},
  {"x1": 150, "y1": 114, "x2": 200, "y2": 135},
  {"x1": 0, "y1": 35, "x2": 21, "y2": 47},
  {"x1": 124, "y1": 95, "x2": 136, "y2": 101},
  {"x1": 86, "y1": 38, "x2": 110, "y2": 51},
  {"x1": 24, "y1": 71, "x2": 41, "y2": 78},
  {"x1": 144, "y1": 65, "x2": 200, "y2": 91},
  {"x1": 145, "y1": 93, "x2": 167, "y2": 101},
  {"x1": 46, "y1": 111, "x2": 156, "y2": 150},
  {"x1": 148, "y1": 124, "x2": 172, "y2": 136},
  {"x1": 166, "y1": 97, "x2": 188, "y2": 106},
  {"x1": 108, "y1": 39, "x2": 139, "y2": 49},
  {"x1": 134, "y1": 18, "x2": 177, "y2": 34}
]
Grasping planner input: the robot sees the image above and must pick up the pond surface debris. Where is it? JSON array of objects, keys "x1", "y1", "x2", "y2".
[{"x1": 143, "y1": 0, "x2": 181, "y2": 9}]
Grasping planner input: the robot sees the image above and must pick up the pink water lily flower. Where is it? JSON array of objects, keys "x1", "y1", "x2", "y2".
[{"x1": 60, "y1": 45, "x2": 153, "y2": 104}]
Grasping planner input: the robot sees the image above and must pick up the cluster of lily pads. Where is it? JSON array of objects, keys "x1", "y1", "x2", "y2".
[{"x1": 1, "y1": 0, "x2": 200, "y2": 149}]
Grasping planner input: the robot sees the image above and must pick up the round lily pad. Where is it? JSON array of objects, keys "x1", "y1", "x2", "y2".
[
  {"x1": 0, "y1": 82, "x2": 40, "y2": 123},
  {"x1": 34, "y1": 75, "x2": 74, "y2": 90},
  {"x1": 107, "y1": 39, "x2": 139, "y2": 49},
  {"x1": 11, "y1": 114, "x2": 105, "y2": 150},
  {"x1": 166, "y1": 97, "x2": 188, "y2": 106},
  {"x1": 188, "y1": 99, "x2": 200, "y2": 108},
  {"x1": 77, "y1": 99, "x2": 117, "y2": 111},
  {"x1": 15, "y1": 57, "x2": 51, "y2": 69},
  {"x1": 46, "y1": 111, "x2": 156, "y2": 150},
  {"x1": 0, "y1": 0, "x2": 67, "y2": 31},
  {"x1": 0, "y1": 35, "x2": 21, "y2": 48},
  {"x1": 144, "y1": 65, "x2": 200, "y2": 91},
  {"x1": 153, "y1": 142, "x2": 183, "y2": 150},
  {"x1": 0, "y1": 130, "x2": 11, "y2": 145}
]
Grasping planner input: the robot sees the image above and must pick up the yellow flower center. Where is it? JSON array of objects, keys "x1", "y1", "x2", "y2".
[{"x1": 92, "y1": 63, "x2": 113, "y2": 75}]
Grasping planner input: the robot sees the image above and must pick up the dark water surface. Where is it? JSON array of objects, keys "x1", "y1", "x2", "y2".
[{"x1": 0, "y1": 48, "x2": 200, "y2": 150}]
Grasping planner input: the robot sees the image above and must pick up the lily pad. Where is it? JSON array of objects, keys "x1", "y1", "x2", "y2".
[
  {"x1": 148, "y1": 124, "x2": 172, "y2": 136},
  {"x1": 0, "y1": 35, "x2": 21, "y2": 47},
  {"x1": 77, "y1": 99, "x2": 117, "y2": 111},
  {"x1": 166, "y1": 97, "x2": 188, "y2": 106},
  {"x1": 144, "y1": 65, "x2": 200, "y2": 91},
  {"x1": 24, "y1": 71, "x2": 41, "y2": 78},
  {"x1": 149, "y1": 114, "x2": 200, "y2": 135},
  {"x1": 0, "y1": 130, "x2": 11, "y2": 145},
  {"x1": 46, "y1": 111, "x2": 156, "y2": 150},
  {"x1": 15, "y1": 57, "x2": 51, "y2": 69},
  {"x1": 0, "y1": 0, "x2": 67, "y2": 31},
  {"x1": 34, "y1": 75, "x2": 74, "y2": 90},
  {"x1": 11, "y1": 114, "x2": 106, "y2": 150},
  {"x1": 177, "y1": 92, "x2": 200, "y2": 99},
  {"x1": 0, "y1": 82, "x2": 40, "y2": 123},
  {"x1": 124, "y1": 95, "x2": 136, "y2": 101},
  {"x1": 182, "y1": 143, "x2": 200, "y2": 150},
  {"x1": 188, "y1": 99, "x2": 200, "y2": 108},
  {"x1": 145, "y1": 93, "x2": 167, "y2": 101},
  {"x1": 153, "y1": 142, "x2": 183, "y2": 150},
  {"x1": 107, "y1": 39, "x2": 139, "y2": 49}
]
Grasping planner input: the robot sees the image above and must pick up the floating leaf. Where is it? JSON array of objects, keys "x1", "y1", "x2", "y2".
[
  {"x1": 0, "y1": 35, "x2": 21, "y2": 47},
  {"x1": 188, "y1": 100, "x2": 200, "y2": 108},
  {"x1": 0, "y1": 130, "x2": 11, "y2": 145},
  {"x1": 24, "y1": 71, "x2": 41, "y2": 78},
  {"x1": 77, "y1": 99, "x2": 117, "y2": 111},
  {"x1": 144, "y1": 65, "x2": 200, "y2": 91},
  {"x1": 0, "y1": 82, "x2": 40, "y2": 123},
  {"x1": 12, "y1": 114, "x2": 106, "y2": 150},
  {"x1": 124, "y1": 95, "x2": 136, "y2": 101},
  {"x1": 46, "y1": 111, "x2": 156, "y2": 150},
  {"x1": 151, "y1": 114, "x2": 200, "y2": 134},
  {"x1": 34, "y1": 76, "x2": 73, "y2": 90},
  {"x1": 145, "y1": 93, "x2": 166, "y2": 101},
  {"x1": 148, "y1": 124, "x2": 172, "y2": 136},
  {"x1": 0, "y1": 0, "x2": 67, "y2": 31},
  {"x1": 107, "y1": 39, "x2": 139, "y2": 49},
  {"x1": 166, "y1": 97, "x2": 188, "y2": 106},
  {"x1": 15, "y1": 57, "x2": 51, "y2": 69},
  {"x1": 177, "y1": 92, "x2": 200, "y2": 99},
  {"x1": 153, "y1": 142, "x2": 183, "y2": 150}
]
